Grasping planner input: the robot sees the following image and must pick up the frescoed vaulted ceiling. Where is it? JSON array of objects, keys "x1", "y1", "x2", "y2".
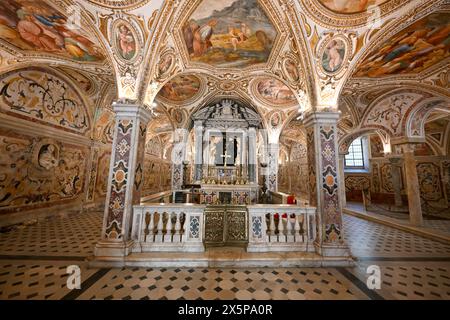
[
  {"x1": 0, "y1": 0, "x2": 448, "y2": 151},
  {"x1": 317, "y1": 0, "x2": 390, "y2": 14}
]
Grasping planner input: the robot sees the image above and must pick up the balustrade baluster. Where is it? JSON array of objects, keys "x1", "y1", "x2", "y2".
[
  {"x1": 143, "y1": 212, "x2": 150, "y2": 242},
  {"x1": 294, "y1": 213, "x2": 301, "y2": 242},
  {"x1": 164, "y1": 212, "x2": 173, "y2": 242},
  {"x1": 286, "y1": 213, "x2": 294, "y2": 242},
  {"x1": 148, "y1": 212, "x2": 155, "y2": 242},
  {"x1": 278, "y1": 213, "x2": 285, "y2": 242},
  {"x1": 174, "y1": 212, "x2": 181, "y2": 242},
  {"x1": 155, "y1": 212, "x2": 164, "y2": 242},
  {"x1": 269, "y1": 213, "x2": 276, "y2": 242}
]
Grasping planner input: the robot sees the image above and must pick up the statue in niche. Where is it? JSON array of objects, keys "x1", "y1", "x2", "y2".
[
  {"x1": 235, "y1": 137, "x2": 241, "y2": 166},
  {"x1": 38, "y1": 144, "x2": 59, "y2": 170},
  {"x1": 209, "y1": 136, "x2": 222, "y2": 165}
]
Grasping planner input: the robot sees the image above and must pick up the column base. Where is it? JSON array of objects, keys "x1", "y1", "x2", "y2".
[
  {"x1": 314, "y1": 242, "x2": 351, "y2": 257},
  {"x1": 94, "y1": 240, "x2": 134, "y2": 257}
]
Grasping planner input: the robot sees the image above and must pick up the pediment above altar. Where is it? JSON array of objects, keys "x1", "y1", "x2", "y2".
[{"x1": 192, "y1": 99, "x2": 261, "y2": 129}]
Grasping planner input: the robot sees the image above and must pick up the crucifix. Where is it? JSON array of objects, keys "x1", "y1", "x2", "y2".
[{"x1": 220, "y1": 149, "x2": 232, "y2": 168}]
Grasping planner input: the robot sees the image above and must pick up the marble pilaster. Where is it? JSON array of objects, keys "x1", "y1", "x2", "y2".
[
  {"x1": 95, "y1": 103, "x2": 151, "y2": 257},
  {"x1": 388, "y1": 156, "x2": 404, "y2": 208},
  {"x1": 402, "y1": 144, "x2": 423, "y2": 226},
  {"x1": 248, "y1": 127, "x2": 257, "y2": 183},
  {"x1": 304, "y1": 111, "x2": 350, "y2": 258},
  {"x1": 194, "y1": 121, "x2": 203, "y2": 182}
]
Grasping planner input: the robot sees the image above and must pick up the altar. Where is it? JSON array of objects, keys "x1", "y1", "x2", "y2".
[
  {"x1": 199, "y1": 183, "x2": 259, "y2": 205},
  {"x1": 189, "y1": 99, "x2": 262, "y2": 205}
]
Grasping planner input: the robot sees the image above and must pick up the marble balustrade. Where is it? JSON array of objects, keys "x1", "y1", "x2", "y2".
[
  {"x1": 247, "y1": 205, "x2": 317, "y2": 252},
  {"x1": 131, "y1": 203, "x2": 316, "y2": 253}
]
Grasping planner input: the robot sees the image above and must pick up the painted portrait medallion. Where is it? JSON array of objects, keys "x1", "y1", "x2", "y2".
[
  {"x1": 115, "y1": 22, "x2": 137, "y2": 61},
  {"x1": 321, "y1": 38, "x2": 346, "y2": 73},
  {"x1": 255, "y1": 78, "x2": 296, "y2": 106},
  {"x1": 159, "y1": 74, "x2": 201, "y2": 102}
]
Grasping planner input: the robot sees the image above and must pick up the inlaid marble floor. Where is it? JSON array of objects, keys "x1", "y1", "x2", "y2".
[{"x1": 1, "y1": 210, "x2": 450, "y2": 300}]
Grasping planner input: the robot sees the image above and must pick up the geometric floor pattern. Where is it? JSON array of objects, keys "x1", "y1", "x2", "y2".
[{"x1": 1, "y1": 210, "x2": 450, "y2": 300}]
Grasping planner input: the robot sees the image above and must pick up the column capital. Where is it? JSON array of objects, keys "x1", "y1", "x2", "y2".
[
  {"x1": 390, "y1": 136, "x2": 425, "y2": 147},
  {"x1": 303, "y1": 111, "x2": 340, "y2": 127},
  {"x1": 387, "y1": 154, "x2": 404, "y2": 165},
  {"x1": 112, "y1": 102, "x2": 152, "y2": 124},
  {"x1": 392, "y1": 143, "x2": 418, "y2": 155}
]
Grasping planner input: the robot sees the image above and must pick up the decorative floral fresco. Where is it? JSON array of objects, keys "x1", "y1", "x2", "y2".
[
  {"x1": 0, "y1": 129, "x2": 87, "y2": 213},
  {"x1": 417, "y1": 163, "x2": 443, "y2": 202},
  {"x1": 86, "y1": 148, "x2": 99, "y2": 202},
  {"x1": 355, "y1": 12, "x2": 450, "y2": 77},
  {"x1": 95, "y1": 149, "x2": 111, "y2": 198},
  {"x1": 0, "y1": 68, "x2": 90, "y2": 135},
  {"x1": 58, "y1": 67, "x2": 93, "y2": 92},
  {"x1": 182, "y1": 0, "x2": 277, "y2": 68},
  {"x1": 93, "y1": 108, "x2": 115, "y2": 144},
  {"x1": 344, "y1": 175, "x2": 370, "y2": 192},
  {"x1": 256, "y1": 78, "x2": 296, "y2": 105},
  {"x1": 0, "y1": 0, "x2": 105, "y2": 61},
  {"x1": 318, "y1": 0, "x2": 389, "y2": 14},
  {"x1": 158, "y1": 74, "x2": 201, "y2": 102}
]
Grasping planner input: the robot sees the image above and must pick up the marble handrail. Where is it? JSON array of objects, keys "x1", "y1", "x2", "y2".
[
  {"x1": 247, "y1": 205, "x2": 317, "y2": 252},
  {"x1": 131, "y1": 203, "x2": 316, "y2": 253},
  {"x1": 131, "y1": 204, "x2": 205, "y2": 252}
]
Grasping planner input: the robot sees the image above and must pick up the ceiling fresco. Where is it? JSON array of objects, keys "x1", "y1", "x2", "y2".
[
  {"x1": 354, "y1": 12, "x2": 450, "y2": 78},
  {"x1": 0, "y1": 0, "x2": 105, "y2": 62},
  {"x1": 182, "y1": 0, "x2": 277, "y2": 68},
  {"x1": 254, "y1": 77, "x2": 297, "y2": 106},
  {"x1": 157, "y1": 74, "x2": 201, "y2": 103},
  {"x1": 317, "y1": 0, "x2": 389, "y2": 14},
  {"x1": 0, "y1": 0, "x2": 447, "y2": 156}
]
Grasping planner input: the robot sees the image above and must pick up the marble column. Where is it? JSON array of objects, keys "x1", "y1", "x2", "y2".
[
  {"x1": 338, "y1": 154, "x2": 346, "y2": 209},
  {"x1": 304, "y1": 111, "x2": 350, "y2": 257},
  {"x1": 172, "y1": 128, "x2": 188, "y2": 190},
  {"x1": 267, "y1": 143, "x2": 279, "y2": 192},
  {"x1": 248, "y1": 127, "x2": 257, "y2": 183},
  {"x1": 95, "y1": 103, "x2": 151, "y2": 257},
  {"x1": 194, "y1": 121, "x2": 203, "y2": 182},
  {"x1": 388, "y1": 156, "x2": 403, "y2": 208},
  {"x1": 402, "y1": 144, "x2": 423, "y2": 226}
]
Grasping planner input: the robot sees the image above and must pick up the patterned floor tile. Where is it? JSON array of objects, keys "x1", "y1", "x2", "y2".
[
  {"x1": 343, "y1": 215, "x2": 450, "y2": 257},
  {"x1": 0, "y1": 210, "x2": 449, "y2": 300},
  {"x1": 347, "y1": 261, "x2": 450, "y2": 300},
  {"x1": 77, "y1": 267, "x2": 367, "y2": 300},
  {"x1": 0, "y1": 260, "x2": 97, "y2": 300},
  {"x1": 0, "y1": 211, "x2": 102, "y2": 257}
]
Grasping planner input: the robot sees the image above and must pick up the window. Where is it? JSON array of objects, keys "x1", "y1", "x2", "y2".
[{"x1": 345, "y1": 137, "x2": 365, "y2": 168}]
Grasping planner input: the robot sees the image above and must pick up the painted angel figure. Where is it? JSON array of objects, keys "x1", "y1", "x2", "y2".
[{"x1": 118, "y1": 25, "x2": 136, "y2": 59}]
